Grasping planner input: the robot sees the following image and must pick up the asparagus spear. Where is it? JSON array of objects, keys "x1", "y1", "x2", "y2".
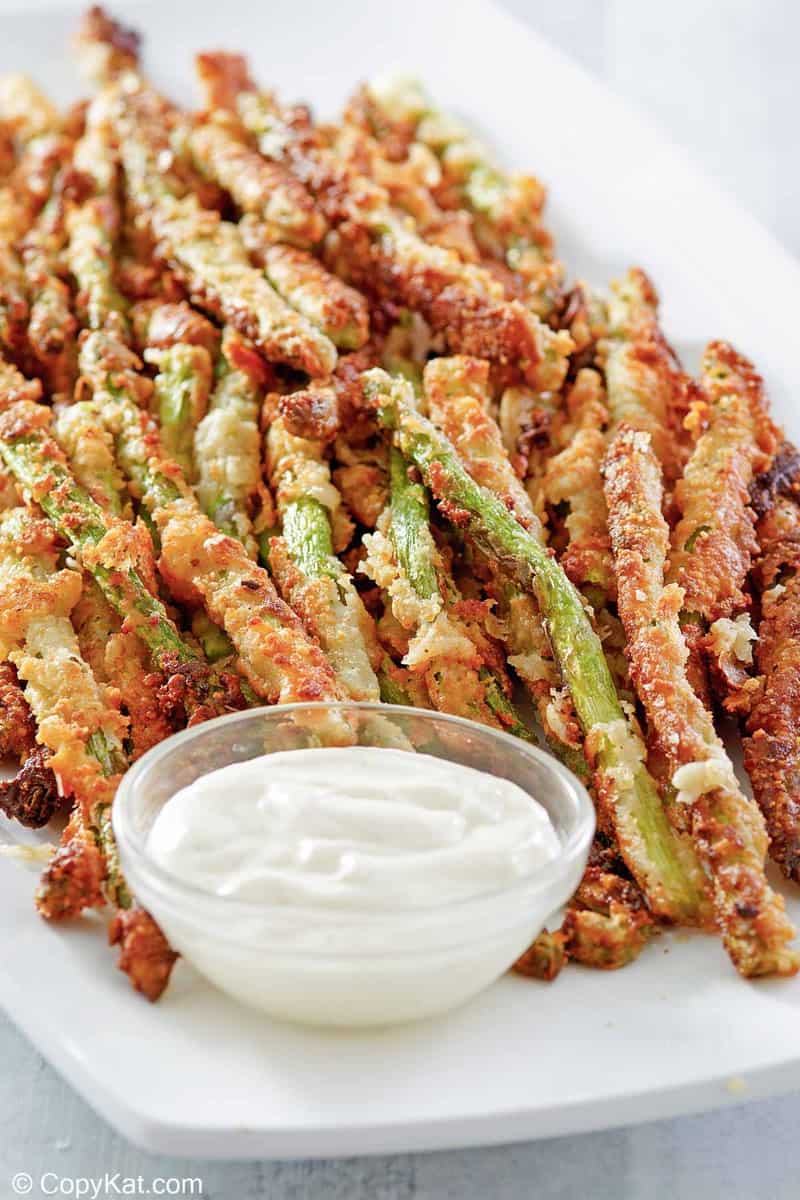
[
  {"x1": 107, "y1": 76, "x2": 337, "y2": 377},
  {"x1": 77, "y1": 330, "x2": 346, "y2": 718},
  {"x1": 182, "y1": 115, "x2": 326, "y2": 249},
  {"x1": 0, "y1": 392, "x2": 212, "y2": 702},
  {"x1": 194, "y1": 328, "x2": 270, "y2": 557},
  {"x1": 145, "y1": 342, "x2": 213, "y2": 479},
  {"x1": 266, "y1": 413, "x2": 381, "y2": 702},
  {"x1": 240, "y1": 220, "x2": 369, "y2": 350},
  {"x1": 363, "y1": 75, "x2": 562, "y2": 317},
  {"x1": 362, "y1": 442, "x2": 534, "y2": 738},
  {"x1": 366, "y1": 368, "x2": 707, "y2": 923},
  {"x1": 0, "y1": 507, "x2": 127, "y2": 908},
  {"x1": 603, "y1": 425, "x2": 798, "y2": 976},
  {"x1": 422, "y1": 356, "x2": 587, "y2": 770},
  {"x1": 65, "y1": 91, "x2": 130, "y2": 338},
  {"x1": 193, "y1": 52, "x2": 572, "y2": 392}
]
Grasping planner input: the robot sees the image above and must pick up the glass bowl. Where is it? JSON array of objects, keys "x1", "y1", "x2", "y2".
[{"x1": 114, "y1": 703, "x2": 594, "y2": 1027}]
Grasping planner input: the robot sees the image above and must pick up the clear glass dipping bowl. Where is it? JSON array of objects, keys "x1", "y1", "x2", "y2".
[{"x1": 114, "y1": 704, "x2": 594, "y2": 1027}]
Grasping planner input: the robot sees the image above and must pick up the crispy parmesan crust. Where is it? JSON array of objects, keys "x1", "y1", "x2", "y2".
[
  {"x1": 108, "y1": 905, "x2": 178, "y2": 1002},
  {"x1": 669, "y1": 344, "x2": 769, "y2": 623},
  {"x1": 157, "y1": 497, "x2": 343, "y2": 707},
  {"x1": 424, "y1": 355, "x2": 543, "y2": 537},
  {"x1": 743, "y1": 463, "x2": 800, "y2": 882},
  {"x1": 541, "y1": 368, "x2": 614, "y2": 598},
  {"x1": 131, "y1": 299, "x2": 220, "y2": 356},
  {"x1": 604, "y1": 427, "x2": 798, "y2": 976},
  {"x1": 188, "y1": 118, "x2": 325, "y2": 249},
  {"x1": 599, "y1": 269, "x2": 684, "y2": 481},
  {"x1": 0, "y1": 658, "x2": 36, "y2": 759}
]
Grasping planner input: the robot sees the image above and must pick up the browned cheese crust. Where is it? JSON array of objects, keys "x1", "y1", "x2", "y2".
[
  {"x1": 108, "y1": 905, "x2": 179, "y2": 1002},
  {"x1": 604, "y1": 426, "x2": 798, "y2": 976},
  {"x1": 743, "y1": 446, "x2": 800, "y2": 882}
]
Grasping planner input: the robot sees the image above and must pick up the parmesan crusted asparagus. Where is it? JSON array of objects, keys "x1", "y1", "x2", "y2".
[
  {"x1": 360, "y1": 74, "x2": 563, "y2": 317},
  {"x1": 368, "y1": 368, "x2": 707, "y2": 924},
  {"x1": 265, "y1": 410, "x2": 381, "y2": 702},
  {"x1": 77, "y1": 331, "x2": 348, "y2": 722},
  {"x1": 603, "y1": 425, "x2": 798, "y2": 976},
  {"x1": 194, "y1": 52, "x2": 572, "y2": 392}
]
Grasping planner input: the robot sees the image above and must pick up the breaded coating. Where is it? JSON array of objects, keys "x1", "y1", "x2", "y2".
[
  {"x1": 0, "y1": 75, "x2": 60, "y2": 147},
  {"x1": 668, "y1": 343, "x2": 776, "y2": 705},
  {"x1": 742, "y1": 448, "x2": 800, "y2": 882},
  {"x1": 53, "y1": 399, "x2": 131, "y2": 515},
  {"x1": 361, "y1": 76, "x2": 562, "y2": 317},
  {"x1": 73, "y1": 4, "x2": 141, "y2": 83},
  {"x1": 562, "y1": 864, "x2": 654, "y2": 970},
  {"x1": 422, "y1": 356, "x2": 581, "y2": 762},
  {"x1": 424, "y1": 355, "x2": 543, "y2": 536},
  {"x1": 194, "y1": 329, "x2": 269, "y2": 556},
  {"x1": 108, "y1": 905, "x2": 178, "y2": 1003},
  {"x1": 72, "y1": 577, "x2": 172, "y2": 760},
  {"x1": 242, "y1": 226, "x2": 369, "y2": 350},
  {"x1": 600, "y1": 269, "x2": 683, "y2": 480},
  {"x1": 604, "y1": 426, "x2": 798, "y2": 976},
  {"x1": 195, "y1": 53, "x2": 571, "y2": 391},
  {"x1": 77, "y1": 329, "x2": 346, "y2": 716},
  {"x1": 131, "y1": 298, "x2": 220, "y2": 356},
  {"x1": 266, "y1": 412, "x2": 380, "y2": 700},
  {"x1": 0, "y1": 745, "x2": 60, "y2": 829},
  {"x1": 110, "y1": 77, "x2": 336, "y2": 377},
  {"x1": 0, "y1": 659, "x2": 36, "y2": 760},
  {"x1": 541, "y1": 368, "x2": 614, "y2": 598},
  {"x1": 145, "y1": 342, "x2": 213, "y2": 479},
  {"x1": 669, "y1": 343, "x2": 774, "y2": 623},
  {"x1": 185, "y1": 114, "x2": 325, "y2": 248}
]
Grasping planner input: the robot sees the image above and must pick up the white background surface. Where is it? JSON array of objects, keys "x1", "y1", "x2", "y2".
[{"x1": 1, "y1": 0, "x2": 799, "y2": 1195}]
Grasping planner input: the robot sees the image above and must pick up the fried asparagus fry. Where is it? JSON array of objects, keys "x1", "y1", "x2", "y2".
[
  {"x1": 145, "y1": 342, "x2": 213, "y2": 479},
  {"x1": 368, "y1": 368, "x2": 706, "y2": 922},
  {"x1": 540, "y1": 367, "x2": 615, "y2": 599},
  {"x1": 743, "y1": 446, "x2": 800, "y2": 882},
  {"x1": 421, "y1": 355, "x2": 586, "y2": 767},
  {"x1": 362, "y1": 74, "x2": 562, "y2": 317},
  {"x1": 105, "y1": 74, "x2": 337, "y2": 377},
  {"x1": 72, "y1": 575, "x2": 172, "y2": 759},
  {"x1": 193, "y1": 328, "x2": 270, "y2": 556},
  {"x1": 266, "y1": 411, "x2": 381, "y2": 701},
  {"x1": 0, "y1": 374, "x2": 227, "y2": 721},
  {"x1": 0, "y1": 506, "x2": 126, "y2": 909},
  {"x1": 363, "y1": 444, "x2": 531, "y2": 736},
  {"x1": 668, "y1": 342, "x2": 777, "y2": 709},
  {"x1": 603, "y1": 426, "x2": 798, "y2": 976},
  {"x1": 193, "y1": 52, "x2": 572, "y2": 391},
  {"x1": 183, "y1": 114, "x2": 325, "y2": 249},
  {"x1": 240, "y1": 222, "x2": 369, "y2": 350},
  {"x1": 65, "y1": 90, "x2": 130, "y2": 338},
  {"x1": 599, "y1": 269, "x2": 684, "y2": 480},
  {"x1": 77, "y1": 330, "x2": 347, "y2": 720}
]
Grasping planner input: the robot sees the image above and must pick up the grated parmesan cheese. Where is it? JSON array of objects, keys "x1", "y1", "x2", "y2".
[{"x1": 708, "y1": 614, "x2": 757, "y2": 665}]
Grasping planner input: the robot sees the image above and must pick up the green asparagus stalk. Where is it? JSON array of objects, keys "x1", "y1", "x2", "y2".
[
  {"x1": 194, "y1": 329, "x2": 268, "y2": 556},
  {"x1": 364, "y1": 74, "x2": 562, "y2": 317},
  {"x1": 266, "y1": 414, "x2": 381, "y2": 702},
  {"x1": 367, "y1": 369, "x2": 707, "y2": 923},
  {"x1": 0, "y1": 506, "x2": 130, "y2": 913},
  {"x1": 386, "y1": 444, "x2": 534, "y2": 740},
  {"x1": 145, "y1": 342, "x2": 213, "y2": 480},
  {"x1": 76, "y1": 332, "x2": 344, "y2": 716},
  {"x1": 0, "y1": 400, "x2": 203, "y2": 682}
]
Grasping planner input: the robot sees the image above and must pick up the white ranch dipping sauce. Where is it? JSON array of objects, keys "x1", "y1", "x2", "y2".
[{"x1": 146, "y1": 746, "x2": 562, "y2": 1026}]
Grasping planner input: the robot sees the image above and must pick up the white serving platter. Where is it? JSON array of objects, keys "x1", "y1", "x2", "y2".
[{"x1": 2, "y1": 0, "x2": 800, "y2": 1160}]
